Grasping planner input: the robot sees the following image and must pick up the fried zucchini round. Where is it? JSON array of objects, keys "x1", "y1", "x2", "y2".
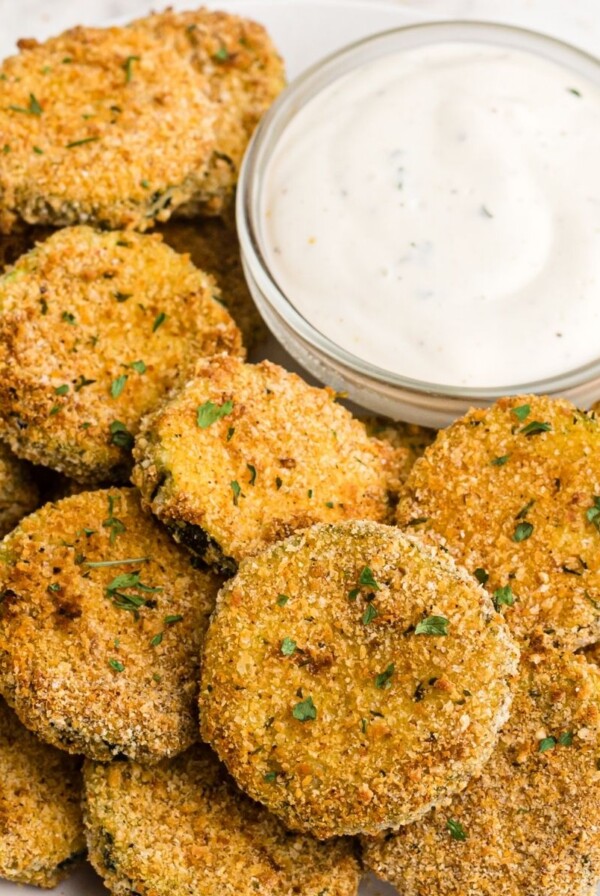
[
  {"x1": 0, "y1": 697, "x2": 84, "y2": 888},
  {"x1": 84, "y1": 744, "x2": 361, "y2": 896},
  {"x1": 0, "y1": 226, "x2": 243, "y2": 483},
  {"x1": 0, "y1": 488, "x2": 220, "y2": 763},
  {"x1": 160, "y1": 218, "x2": 268, "y2": 348},
  {"x1": 397, "y1": 395, "x2": 600, "y2": 649},
  {"x1": 135, "y1": 8, "x2": 285, "y2": 217},
  {"x1": 200, "y1": 520, "x2": 519, "y2": 838},
  {"x1": 133, "y1": 357, "x2": 404, "y2": 574},
  {"x1": 362, "y1": 648, "x2": 600, "y2": 896},
  {"x1": 0, "y1": 441, "x2": 39, "y2": 538}
]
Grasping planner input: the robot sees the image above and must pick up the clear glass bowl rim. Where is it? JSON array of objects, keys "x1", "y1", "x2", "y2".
[{"x1": 237, "y1": 18, "x2": 600, "y2": 402}]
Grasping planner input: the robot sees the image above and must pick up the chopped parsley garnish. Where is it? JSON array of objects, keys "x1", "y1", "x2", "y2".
[
  {"x1": 512, "y1": 404, "x2": 531, "y2": 422},
  {"x1": 491, "y1": 454, "x2": 509, "y2": 466},
  {"x1": 84, "y1": 557, "x2": 148, "y2": 569},
  {"x1": 47, "y1": 582, "x2": 61, "y2": 593},
  {"x1": 33, "y1": 145, "x2": 44, "y2": 154},
  {"x1": 281, "y1": 637, "x2": 297, "y2": 656},
  {"x1": 49, "y1": 404, "x2": 60, "y2": 416},
  {"x1": 558, "y1": 730, "x2": 574, "y2": 746},
  {"x1": 196, "y1": 399, "x2": 234, "y2": 428},
  {"x1": 114, "y1": 291, "x2": 132, "y2": 302},
  {"x1": 447, "y1": 819, "x2": 468, "y2": 841},
  {"x1": 105, "y1": 571, "x2": 162, "y2": 616},
  {"x1": 110, "y1": 374, "x2": 128, "y2": 399},
  {"x1": 276, "y1": 594, "x2": 289, "y2": 606},
  {"x1": 247, "y1": 464, "x2": 257, "y2": 485},
  {"x1": 474, "y1": 567, "x2": 489, "y2": 585},
  {"x1": 264, "y1": 771, "x2": 277, "y2": 782},
  {"x1": 54, "y1": 384, "x2": 69, "y2": 396},
  {"x1": 325, "y1": 501, "x2": 334, "y2": 508},
  {"x1": 513, "y1": 522, "x2": 534, "y2": 542},
  {"x1": 66, "y1": 136, "x2": 100, "y2": 149},
  {"x1": 231, "y1": 480, "x2": 241, "y2": 506},
  {"x1": 275, "y1": 476, "x2": 283, "y2": 490},
  {"x1": 108, "y1": 658, "x2": 125, "y2": 673},
  {"x1": 109, "y1": 420, "x2": 134, "y2": 450},
  {"x1": 226, "y1": 426, "x2": 235, "y2": 441},
  {"x1": 539, "y1": 731, "x2": 574, "y2": 751},
  {"x1": 150, "y1": 632, "x2": 163, "y2": 648},
  {"x1": 415, "y1": 615, "x2": 449, "y2": 636},
  {"x1": 515, "y1": 500, "x2": 535, "y2": 520},
  {"x1": 128, "y1": 360, "x2": 146, "y2": 374},
  {"x1": 538, "y1": 736, "x2": 556, "y2": 753},
  {"x1": 74, "y1": 375, "x2": 95, "y2": 391},
  {"x1": 152, "y1": 311, "x2": 167, "y2": 332},
  {"x1": 375, "y1": 663, "x2": 395, "y2": 689},
  {"x1": 213, "y1": 46, "x2": 230, "y2": 62},
  {"x1": 362, "y1": 603, "x2": 379, "y2": 625},
  {"x1": 520, "y1": 420, "x2": 552, "y2": 437},
  {"x1": 165, "y1": 614, "x2": 183, "y2": 625},
  {"x1": 567, "y1": 87, "x2": 581, "y2": 96},
  {"x1": 9, "y1": 93, "x2": 43, "y2": 116},
  {"x1": 123, "y1": 55, "x2": 140, "y2": 83},
  {"x1": 586, "y1": 496, "x2": 600, "y2": 532},
  {"x1": 292, "y1": 696, "x2": 317, "y2": 722},
  {"x1": 493, "y1": 585, "x2": 514, "y2": 610},
  {"x1": 359, "y1": 566, "x2": 380, "y2": 590},
  {"x1": 61, "y1": 311, "x2": 76, "y2": 325},
  {"x1": 103, "y1": 494, "x2": 126, "y2": 544}
]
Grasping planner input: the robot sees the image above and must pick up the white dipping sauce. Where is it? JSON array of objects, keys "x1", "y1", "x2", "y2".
[{"x1": 261, "y1": 42, "x2": 600, "y2": 388}]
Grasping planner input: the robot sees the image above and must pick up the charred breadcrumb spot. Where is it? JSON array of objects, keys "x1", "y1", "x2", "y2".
[
  {"x1": 0, "y1": 488, "x2": 221, "y2": 762},
  {"x1": 133, "y1": 357, "x2": 407, "y2": 570},
  {"x1": 84, "y1": 745, "x2": 361, "y2": 896},
  {"x1": 0, "y1": 698, "x2": 85, "y2": 887},
  {"x1": 0, "y1": 10, "x2": 284, "y2": 231},
  {"x1": 397, "y1": 395, "x2": 600, "y2": 649},
  {"x1": 200, "y1": 520, "x2": 519, "y2": 838},
  {"x1": 0, "y1": 227, "x2": 243, "y2": 483},
  {"x1": 362, "y1": 649, "x2": 600, "y2": 896}
]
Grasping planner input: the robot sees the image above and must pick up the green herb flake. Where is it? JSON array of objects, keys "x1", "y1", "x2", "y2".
[
  {"x1": 247, "y1": 463, "x2": 257, "y2": 485},
  {"x1": 49, "y1": 404, "x2": 61, "y2": 416},
  {"x1": 140, "y1": 179, "x2": 150, "y2": 189},
  {"x1": 348, "y1": 587, "x2": 360, "y2": 601},
  {"x1": 110, "y1": 374, "x2": 128, "y2": 399},
  {"x1": 75, "y1": 375, "x2": 95, "y2": 391},
  {"x1": 375, "y1": 663, "x2": 395, "y2": 690},
  {"x1": 128, "y1": 360, "x2": 146, "y2": 374},
  {"x1": 9, "y1": 93, "x2": 43, "y2": 116},
  {"x1": 264, "y1": 771, "x2": 277, "y2": 783},
  {"x1": 516, "y1": 499, "x2": 535, "y2": 520},
  {"x1": 567, "y1": 87, "x2": 582, "y2": 96},
  {"x1": 152, "y1": 311, "x2": 167, "y2": 332},
  {"x1": 61, "y1": 311, "x2": 76, "y2": 325},
  {"x1": 493, "y1": 585, "x2": 514, "y2": 611},
  {"x1": 281, "y1": 637, "x2": 297, "y2": 656},
  {"x1": 520, "y1": 420, "x2": 552, "y2": 437},
  {"x1": 226, "y1": 426, "x2": 235, "y2": 441},
  {"x1": 359, "y1": 567, "x2": 380, "y2": 590},
  {"x1": 231, "y1": 480, "x2": 241, "y2": 506},
  {"x1": 165, "y1": 614, "x2": 183, "y2": 625},
  {"x1": 103, "y1": 495, "x2": 126, "y2": 544},
  {"x1": 276, "y1": 594, "x2": 290, "y2": 608},
  {"x1": 108, "y1": 658, "x2": 125, "y2": 673},
  {"x1": 362, "y1": 603, "x2": 379, "y2": 625},
  {"x1": 325, "y1": 501, "x2": 334, "y2": 508},
  {"x1": 275, "y1": 476, "x2": 283, "y2": 490},
  {"x1": 150, "y1": 632, "x2": 163, "y2": 648},
  {"x1": 47, "y1": 582, "x2": 61, "y2": 593},
  {"x1": 512, "y1": 404, "x2": 531, "y2": 422},
  {"x1": 539, "y1": 736, "x2": 556, "y2": 753},
  {"x1": 513, "y1": 522, "x2": 534, "y2": 542},
  {"x1": 292, "y1": 696, "x2": 317, "y2": 722},
  {"x1": 491, "y1": 454, "x2": 509, "y2": 466},
  {"x1": 54, "y1": 384, "x2": 69, "y2": 396},
  {"x1": 66, "y1": 136, "x2": 100, "y2": 149},
  {"x1": 447, "y1": 819, "x2": 468, "y2": 841},
  {"x1": 474, "y1": 567, "x2": 489, "y2": 585},
  {"x1": 123, "y1": 55, "x2": 140, "y2": 83},
  {"x1": 586, "y1": 496, "x2": 600, "y2": 532},
  {"x1": 33, "y1": 145, "x2": 44, "y2": 154},
  {"x1": 114, "y1": 291, "x2": 132, "y2": 303},
  {"x1": 415, "y1": 615, "x2": 449, "y2": 636},
  {"x1": 196, "y1": 399, "x2": 234, "y2": 428},
  {"x1": 109, "y1": 420, "x2": 134, "y2": 451},
  {"x1": 2, "y1": 144, "x2": 10, "y2": 154},
  {"x1": 558, "y1": 731, "x2": 574, "y2": 746},
  {"x1": 213, "y1": 46, "x2": 230, "y2": 62}
]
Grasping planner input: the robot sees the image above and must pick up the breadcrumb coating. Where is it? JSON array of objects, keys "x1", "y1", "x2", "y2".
[
  {"x1": 133, "y1": 357, "x2": 405, "y2": 573},
  {"x1": 0, "y1": 441, "x2": 39, "y2": 537},
  {"x1": 84, "y1": 745, "x2": 361, "y2": 896},
  {"x1": 397, "y1": 395, "x2": 600, "y2": 649},
  {"x1": 0, "y1": 226, "x2": 242, "y2": 483},
  {"x1": 0, "y1": 697, "x2": 84, "y2": 888},
  {"x1": 200, "y1": 520, "x2": 519, "y2": 838},
  {"x1": 363, "y1": 417, "x2": 436, "y2": 484},
  {"x1": 0, "y1": 488, "x2": 220, "y2": 762},
  {"x1": 160, "y1": 218, "x2": 268, "y2": 348},
  {"x1": 362, "y1": 648, "x2": 600, "y2": 896}
]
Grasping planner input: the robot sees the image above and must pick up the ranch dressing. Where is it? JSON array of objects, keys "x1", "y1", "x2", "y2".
[{"x1": 261, "y1": 42, "x2": 600, "y2": 388}]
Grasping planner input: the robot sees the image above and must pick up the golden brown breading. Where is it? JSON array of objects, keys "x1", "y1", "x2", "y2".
[
  {"x1": 0, "y1": 488, "x2": 220, "y2": 763},
  {"x1": 362, "y1": 649, "x2": 600, "y2": 896},
  {"x1": 0, "y1": 697, "x2": 84, "y2": 888},
  {"x1": 84, "y1": 745, "x2": 361, "y2": 896},
  {"x1": 133, "y1": 357, "x2": 406, "y2": 574},
  {"x1": 0, "y1": 9, "x2": 284, "y2": 232},
  {"x1": 135, "y1": 7, "x2": 286, "y2": 217},
  {"x1": 0, "y1": 441, "x2": 39, "y2": 537},
  {"x1": 200, "y1": 520, "x2": 519, "y2": 838},
  {"x1": 0, "y1": 226, "x2": 243, "y2": 483},
  {"x1": 159, "y1": 218, "x2": 268, "y2": 348},
  {"x1": 363, "y1": 417, "x2": 436, "y2": 484},
  {"x1": 397, "y1": 395, "x2": 600, "y2": 649}
]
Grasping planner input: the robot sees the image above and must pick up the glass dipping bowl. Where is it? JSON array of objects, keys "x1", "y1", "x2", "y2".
[{"x1": 237, "y1": 20, "x2": 600, "y2": 427}]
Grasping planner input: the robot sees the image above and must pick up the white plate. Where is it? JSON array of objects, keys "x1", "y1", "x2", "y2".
[{"x1": 0, "y1": 0, "x2": 599, "y2": 893}]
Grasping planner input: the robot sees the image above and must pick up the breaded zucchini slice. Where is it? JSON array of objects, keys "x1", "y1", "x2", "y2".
[
  {"x1": 397, "y1": 395, "x2": 600, "y2": 649},
  {"x1": 0, "y1": 441, "x2": 39, "y2": 537},
  {"x1": 84, "y1": 745, "x2": 361, "y2": 896},
  {"x1": 0, "y1": 226, "x2": 243, "y2": 483},
  {"x1": 200, "y1": 520, "x2": 519, "y2": 838},
  {"x1": 0, "y1": 488, "x2": 220, "y2": 763},
  {"x1": 0, "y1": 697, "x2": 84, "y2": 888},
  {"x1": 160, "y1": 218, "x2": 268, "y2": 348},
  {"x1": 133, "y1": 357, "x2": 405, "y2": 574},
  {"x1": 135, "y1": 8, "x2": 286, "y2": 217},
  {"x1": 362, "y1": 648, "x2": 600, "y2": 896}
]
